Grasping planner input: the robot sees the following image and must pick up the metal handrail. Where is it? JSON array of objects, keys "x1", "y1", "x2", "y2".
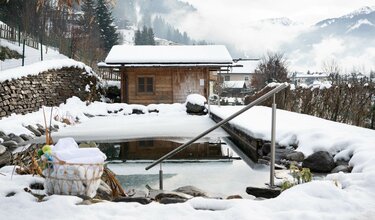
[{"x1": 145, "y1": 82, "x2": 289, "y2": 171}]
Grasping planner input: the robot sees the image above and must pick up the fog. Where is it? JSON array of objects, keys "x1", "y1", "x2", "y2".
[{"x1": 173, "y1": 0, "x2": 375, "y2": 72}]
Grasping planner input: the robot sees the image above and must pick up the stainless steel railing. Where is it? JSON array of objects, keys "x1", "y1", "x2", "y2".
[{"x1": 145, "y1": 82, "x2": 289, "y2": 189}]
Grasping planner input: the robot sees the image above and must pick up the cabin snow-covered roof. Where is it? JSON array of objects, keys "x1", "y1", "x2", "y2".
[
  {"x1": 230, "y1": 60, "x2": 258, "y2": 74},
  {"x1": 105, "y1": 45, "x2": 233, "y2": 66}
]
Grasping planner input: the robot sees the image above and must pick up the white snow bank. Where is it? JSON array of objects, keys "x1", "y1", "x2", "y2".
[{"x1": 0, "y1": 96, "x2": 227, "y2": 142}]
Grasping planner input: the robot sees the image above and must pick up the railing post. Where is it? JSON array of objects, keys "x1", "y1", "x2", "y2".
[
  {"x1": 159, "y1": 163, "x2": 163, "y2": 190},
  {"x1": 270, "y1": 94, "x2": 276, "y2": 187}
]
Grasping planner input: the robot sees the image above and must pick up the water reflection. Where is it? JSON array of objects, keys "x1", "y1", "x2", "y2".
[{"x1": 97, "y1": 139, "x2": 233, "y2": 162}]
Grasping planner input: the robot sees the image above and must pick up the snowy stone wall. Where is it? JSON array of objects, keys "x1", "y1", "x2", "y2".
[{"x1": 0, "y1": 67, "x2": 99, "y2": 118}]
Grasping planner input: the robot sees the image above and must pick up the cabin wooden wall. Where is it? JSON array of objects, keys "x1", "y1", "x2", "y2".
[{"x1": 121, "y1": 67, "x2": 210, "y2": 104}]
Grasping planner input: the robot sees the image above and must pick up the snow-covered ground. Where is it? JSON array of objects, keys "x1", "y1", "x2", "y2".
[
  {"x1": 0, "y1": 38, "x2": 67, "y2": 71},
  {"x1": 1, "y1": 99, "x2": 375, "y2": 219}
]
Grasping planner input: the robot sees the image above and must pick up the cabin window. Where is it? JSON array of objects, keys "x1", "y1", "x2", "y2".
[
  {"x1": 137, "y1": 76, "x2": 154, "y2": 93},
  {"x1": 224, "y1": 76, "x2": 230, "y2": 81},
  {"x1": 244, "y1": 76, "x2": 249, "y2": 81}
]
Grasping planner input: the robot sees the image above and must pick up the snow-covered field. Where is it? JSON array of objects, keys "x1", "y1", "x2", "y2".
[{"x1": 1, "y1": 98, "x2": 375, "y2": 219}]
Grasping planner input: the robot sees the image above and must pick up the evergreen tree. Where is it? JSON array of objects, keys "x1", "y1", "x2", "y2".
[
  {"x1": 134, "y1": 25, "x2": 155, "y2": 45},
  {"x1": 147, "y1": 27, "x2": 155, "y2": 45},
  {"x1": 95, "y1": 0, "x2": 118, "y2": 52}
]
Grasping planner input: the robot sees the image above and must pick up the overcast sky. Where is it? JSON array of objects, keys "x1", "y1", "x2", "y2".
[
  {"x1": 181, "y1": 0, "x2": 375, "y2": 25},
  {"x1": 175, "y1": 0, "x2": 375, "y2": 72}
]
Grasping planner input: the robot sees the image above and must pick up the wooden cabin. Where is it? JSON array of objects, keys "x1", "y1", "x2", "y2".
[{"x1": 104, "y1": 45, "x2": 233, "y2": 104}]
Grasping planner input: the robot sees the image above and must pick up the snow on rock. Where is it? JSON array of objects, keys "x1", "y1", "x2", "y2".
[
  {"x1": 186, "y1": 94, "x2": 207, "y2": 106},
  {"x1": 0, "y1": 58, "x2": 94, "y2": 83}
]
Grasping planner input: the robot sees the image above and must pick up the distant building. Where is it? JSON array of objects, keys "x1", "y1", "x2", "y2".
[
  {"x1": 104, "y1": 45, "x2": 233, "y2": 104},
  {"x1": 290, "y1": 72, "x2": 329, "y2": 86},
  {"x1": 218, "y1": 60, "x2": 258, "y2": 97}
]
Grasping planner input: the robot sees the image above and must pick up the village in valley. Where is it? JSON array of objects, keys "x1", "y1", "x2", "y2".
[{"x1": 0, "y1": 0, "x2": 375, "y2": 219}]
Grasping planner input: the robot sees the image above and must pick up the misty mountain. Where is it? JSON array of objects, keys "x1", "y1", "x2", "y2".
[
  {"x1": 315, "y1": 6, "x2": 375, "y2": 38},
  {"x1": 280, "y1": 6, "x2": 375, "y2": 72}
]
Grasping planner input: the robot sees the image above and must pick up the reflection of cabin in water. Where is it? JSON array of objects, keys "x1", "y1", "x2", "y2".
[
  {"x1": 104, "y1": 45, "x2": 233, "y2": 104},
  {"x1": 100, "y1": 140, "x2": 225, "y2": 160}
]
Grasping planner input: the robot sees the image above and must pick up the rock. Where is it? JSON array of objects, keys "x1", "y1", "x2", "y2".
[
  {"x1": 331, "y1": 165, "x2": 350, "y2": 173},
  {"x1": 53, "y1": 124, "x2": 59, "y2": 130},
  {"x1": 173, "y1": 185, "x2": 207, "y2": 197},
  {"x1": 26, "y1": 125, "x2": 42, "y2": 137},
  {"x1": 8, "y1": 133, "x2": 16, "y2": 138},
  {"x1": 1, "y1": 140, "x2": 18, "y2": 149},
  {"x1": 186, "y1": 102, "x2": 207, "y2": 115},
  {"x1": 132, "y1": 109, "x2": 144, "y2": 115},
  {"x1": 335, "y1": 159, "x2": 349, "y2": 166},
  {"x1": 36, "y1": 124, "x2": 46, "y2": 135},
  {"x1": 11, "y1": 135, "x2": 24, "y2": 144},
  {"x1": 246, "y1": 186, "x2": 281, "y2": 198},
  {"x1": 0, "y1": 135, "x2": 10, "y2": 142},
  {"x1": 226, "y1": 195, "x2": 242, "y2": 199},
  {"x1": 84, "y1": 113, "x2": 95, "y2": 118},
  {"x1": 0, "y1": 131, "x2": 6, "y2": 137},
  {"x1": 30, "y1": 182, "x2": 44, "y2": 190},
  {"x1": 20, "y1": 134, "x2": 33, "y2": 141},
  {"x1": 0, "y1": 145, "x2": 6, "y2": 155},
  {"x1": 113, "y1": 197, "x2": 151, "y2": 205},
  {"x1": 262, "y1": 143, "x2": 271, "y2": 155},
  {"x1": 286, "y1": 151, "x2": 305, "y2": 162},
  {"x1": 159, "y1": 197, "x2": 187, "y2": 204},
  {"x1": 155, "y1": 192, "x2": 193, "y2": 202},
  {"x1": 302, "y1": 151, "x2": 335, "y2": 173},
  {"x1": 0, "y1": 150, "x2": 12, "y2": 167},
  {"x1": 6, "y1": 192, "x2": 16, "y2": 197}
]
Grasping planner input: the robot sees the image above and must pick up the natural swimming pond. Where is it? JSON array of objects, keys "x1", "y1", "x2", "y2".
[{"x1": 91, "y1": 138, "x2": 270, "y2": 198}]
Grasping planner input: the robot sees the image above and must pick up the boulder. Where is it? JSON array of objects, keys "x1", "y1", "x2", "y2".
[
  {"x1": 226, "y1": 195, "x2": 242, "y2": 199},
  {"x1": 302, "y1": 151, "x2": 335, "y2": 173},
  {"x1": 173, "y1": 185, "x2": 207, "y2": 197},
  {"x1": 335, "y1": 159, "x2": 349, "y2": 166},
  {"x1": 0, "y1": 145, "x2": 6, "y2": 155},
  {"x1": 20, "y1": 134, "x2": 33, "y2": 141},
  {"x1": 331, "y1": 165, "x2": 350, "y2": 173},
  {"x1": 1, "y1": 140, "x2": 18, "y2": 149},
  {"x1": 0, "y1": 150, "x2": 11, "y2": 167},
  {"x1": 0, "y1": 135, "x2": 10, "y2": 142},
  {"x1": 286, "y1": 151, "x2": 305, "y2": 162},
  {"x1": 186, "y1": 102, "x2": 207, "y2": 115},
  {"x1": 11, "y1": 135, "x2": 24, "y2": 144},
  {"x1": 0, "y1": 131, "x2": 6, "y2": 137},
  {"x1": 26, "y1": 125, "x2": 42, "y2": 137},
  {"x1": 155, "y1": 191, "x2": 193, "y2": 202},
  {"x1": 261, "y1": 143, "x2": 271, "y2": 155},
  {"x1": 246, "y1": 186, "x2": 281, "y2": 199}
]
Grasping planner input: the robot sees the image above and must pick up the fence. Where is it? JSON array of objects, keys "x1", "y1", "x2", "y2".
[
  {"x1": 97, "y1": 68, "x2": 121, "y2": 81},
  {"x1": 0, "y1": 24, "x2": 39, "y2": 49}
]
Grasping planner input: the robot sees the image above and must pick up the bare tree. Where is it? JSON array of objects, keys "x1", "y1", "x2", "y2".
[{"x1": 251, "y1": 52, "x2": 288, "y2": 91}]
